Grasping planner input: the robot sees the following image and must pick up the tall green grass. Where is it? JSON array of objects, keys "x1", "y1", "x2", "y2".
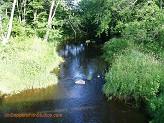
[
  {"x1": 0, "y1": 37, "x2": 63, "y2": 96},
  {"x1": 103, "y1": 49, "x2": 163, "y2": 101}
]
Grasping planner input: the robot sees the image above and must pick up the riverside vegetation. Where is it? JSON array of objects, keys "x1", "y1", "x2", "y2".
[
  {"x1": 0, "y1": 0, "x2": 70, "y2": 97},
  {"x1": 77, "y1": 0, "x2": 164, "y2": 123},
  {"x1": 0, "y1": 0, "x2": 164, "y2": 123},
  {"x1": 0, "y1": 37, "x2": 63, "y2": 96},
  {"x1": 103, "y1": 40, "x2": 164, "y2": 123}
]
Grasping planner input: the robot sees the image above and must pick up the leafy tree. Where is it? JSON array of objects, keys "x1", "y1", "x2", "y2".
[
  {"x1": 75, "y1": 1, "x2": 164, "y2": 123},
  {"x1": 77, "y1": 0, "x2": 102, "y2": 38}
]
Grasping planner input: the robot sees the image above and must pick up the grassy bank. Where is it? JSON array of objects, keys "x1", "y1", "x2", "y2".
[
  {"x1": 0, "y1": 37, "x2": 63, "y2": 97},
  {"x1": 103, "y1": 49, "x2": 163, "y2": 101},
  {"x1": 103, "y1": 38, "x2": 164, "y2": 123}
]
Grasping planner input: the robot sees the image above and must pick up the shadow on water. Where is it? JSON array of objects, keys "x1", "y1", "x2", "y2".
[{"x1": 0, "y1": 43, "x2": 148, "y2": 123}]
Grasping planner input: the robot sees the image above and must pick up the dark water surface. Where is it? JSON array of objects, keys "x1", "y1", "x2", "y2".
[{"x1": 0, "y1": 43, "x2": 148, "y2": 123}]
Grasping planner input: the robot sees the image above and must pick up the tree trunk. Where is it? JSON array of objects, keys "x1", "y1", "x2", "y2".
[
  {"x1": 160, "y1": 0, "x2": 163, "y2": 9},
  {"x1": 23, "y1": 0, "x2": 27, "y2": 22},
  {"x1": 34, "y1": 9, "x2": 37, "y2": 21},
  {"x1": 2, "y1": 0, "x2": 17, "y2": 45},
  {"x1": 16, "y1": 0, "x2": 22, "y2": 23},
  {"x1": 44, "y1": 0, "x2": 59, "y2": 42},
  {"x1": 6, "y1": 9, "x2": 8, "y2": 16},
  {"x1": 44, "y1": 0, "x2": 55, "y2": 42},
  {"x1": 51, "y1": 1, "x2": 60, "y2": 20}
]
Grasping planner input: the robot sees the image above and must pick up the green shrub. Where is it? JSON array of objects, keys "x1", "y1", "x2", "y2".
[
  {"x1": 0, "y1": 37, "x2": 63, "y2": 95},
  {"x1": 148, "y1": 93, "x2": 164, "y2": 123},
  {"x1": 103, "y1": 49, "x2": 163, "y2": 101},
  {"x1": 103, "y1": 38, "x2": 130, "y2": 63}
]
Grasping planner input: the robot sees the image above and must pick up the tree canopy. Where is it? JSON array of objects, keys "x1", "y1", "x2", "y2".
[
  {"x1": 0, "y1": 0, "x2": 78, "y2": 43},
  {"x1": 0, "y1": 1, "x2": 164, "y2": 122}
]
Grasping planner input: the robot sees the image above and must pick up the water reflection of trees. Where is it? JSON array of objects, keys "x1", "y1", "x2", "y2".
[{"x1": 59, "y1": 43, "x2": 107, "y2": 80}]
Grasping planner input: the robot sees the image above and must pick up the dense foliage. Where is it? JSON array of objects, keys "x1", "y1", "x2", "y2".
[
  {"x1": 0, "y1": 37, "x2": 63, "y2": 96},
  {"x1": 0, "y1": 0, "x2": 164, "y2": 122},
  {"x1": 103, "y1": 38, "x2": 130, "y2": 62},
  {"x1": 0, "y1": 0, "x2": 72, "y2": 96},
  {"x1": 103, "y1": 49, "x2": 163, "y2": 101},
  {"x1": 0, "y1": 0, "x2": 76, "y2": 42},
  {"x1": 148, "y1": 93, "x2": 164, "y2": 123},
  {"x1": 77, "y1": 0, "x2": 164, "y2": 122}
]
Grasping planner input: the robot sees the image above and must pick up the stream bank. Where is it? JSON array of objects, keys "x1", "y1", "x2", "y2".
[{"x1": 0, "y1": 43, "x2": 148, "y2": 123}]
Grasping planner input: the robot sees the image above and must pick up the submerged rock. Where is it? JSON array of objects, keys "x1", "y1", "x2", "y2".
[
  {"x1": 87, "y1": 76, "x2": 92, "y2": 81},
  {"x1": 75, "y1": 80, "x2": 85, "y2": 84},
  {"x1": 97, "y1": 75, "x2": 100, "y2": 78},
  {"x1": 86, "y1": 40, "x2": 90, "y2": 43}
]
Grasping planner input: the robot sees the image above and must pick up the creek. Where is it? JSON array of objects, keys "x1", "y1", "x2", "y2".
[{"x1": 0, "y1": 43, "x2": 148, "y2": 123}]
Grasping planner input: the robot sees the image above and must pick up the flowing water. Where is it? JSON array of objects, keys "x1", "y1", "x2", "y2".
[{"x1": 0, "y1": 43, "x2": 148, "y2": 123}]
